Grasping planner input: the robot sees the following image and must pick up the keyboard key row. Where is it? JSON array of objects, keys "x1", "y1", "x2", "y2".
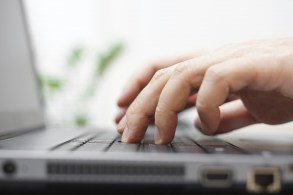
[{"x1": 52, "y1": 132, "x2": 245, "y2": 154}]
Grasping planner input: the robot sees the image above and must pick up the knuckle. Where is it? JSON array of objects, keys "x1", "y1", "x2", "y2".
[
  {"x1": 126, "y1": 101, "x2": 141, "y2": 116},
  {"x1": 152, "y1": 68, "x2": 168, "y2": 81},
  {"x1": 216, "y1": 43, "x2": 250, "y2": 58},
  {"x1": 196, "y1": 99, "x2": 210, "y2": 114},
  {"x1": 171, "y1": 63, "x2": 188, "y2": 77},
  {"x1": 204, "y1": 66, "x2": 225, "y2": 83},
  {"x1": 149, "y1": 62, "x2": 160, "y2": 74},
  {"x1": 148, "y1": 59, "x2": 166, "y2": 74},
  {"x1": 220, "y1": 42, "x2": 242, "y2": 51},
  {"x1": 155, "y1": 104, "x2": 166, "y2": 117}
]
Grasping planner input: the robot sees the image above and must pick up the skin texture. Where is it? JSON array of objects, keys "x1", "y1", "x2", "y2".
[{"x1": 115, "y1": 38, "x2": 293, "y2": 144}]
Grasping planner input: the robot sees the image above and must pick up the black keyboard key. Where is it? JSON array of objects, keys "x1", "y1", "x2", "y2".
[
  {"x1": 54, "y1": 141, "x2": 84, "y2": 151},
  {"x1": 196, "y1": 139, "x2": 244, "y2": 154},
  {"x1": 140, "y1": 136, "x2": 173, "y2": 153},
  {"x1": 201, "y1": 145, "x2": 242, "y2": 154},
  {"x1": 75, "y1": 133, "x2": 119, "y2": 152},
  {"x1": 106, "y1": 141, "x2": 139, "y2": 152},
  {"x1": 141, "y1": 144, "x2": 173, "y2": 153},
  {"x1": 172, "y1": 144, "x2": 204, "y2": 153},
  {"x1": 171, "y1": 137, "x2": 205, "y2": 153},
  {"x1": 172, "y1": 137, "x2": 198, "y2": 146},
  {"x1": 196, "y1": 139, "x2": 230, "y2": 147},
  {"x1": 71, "y1": 134, "x2": 97, "y2": 143},
  {"x1": 89, "y1": 133, "x2": 118, "y2": 142},
  {"x1": 76, "y1": 142, "x2": 111, "y2": 151},
  {"x1": 52, "y1": 133, "x2": 96, "y2": 151}
]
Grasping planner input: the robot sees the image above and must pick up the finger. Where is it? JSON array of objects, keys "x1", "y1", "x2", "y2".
[
  {"x1": 117, "y1": 115, "x2": 126, "y2": 134},
  {"x1": 240, "y1": 89, "x2": 293, "y2": 124},
  {"x1": 196, "y1": 58, "x2": 257, "y2": 135},
  {"x1": 117, "y1": 66, "x2": 157, "y2": 107},
  {"x1": 185, "y1": 93, "x2": 198, "y2": 109},
  {"x1": 185, "y1": 93, "x2": 239, "y2": 110},
  {"x1": 154, "y1": 74, "x2": 192, "y2": 144},
  {"x1": 154, "y1": 55, "x2": 228, "y2": 144},
  {"x1": 226, "y1": 94, "x2": 239, "y2": 102},
  {"x1": 122, "y1": 68, "x2": 172, "y2": 143},
  {"x1": 123, "y1": 51, "x2": 234, "y2": 144},
  {"x1": 195, "y1": 99, "x2": 258, "y2": 134},
  {"x1": 115, "y1": 107, "x2": 127, "y2": 124},
  {"x1": 117, "y1": 50, "x2": 209, "y2": 108}
]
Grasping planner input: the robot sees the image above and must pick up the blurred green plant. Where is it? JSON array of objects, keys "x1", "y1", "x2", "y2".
[
  {"x1": 39, "y1": 42, "x2": 124, "y2": 127},
  {"x1": 86, "y1": 43, "x2": 124, "y2": 97},
  {"x1": 74, "y1": 113, "x2": 89, "y2": 127},
  {"x1": 97, "y1": 43, "x2": 123, "y2": 76},
  {"x1": 67, "y1": 47, "x2": 85, "y2": 68},
  {"x1": 38, "y1": 75, "x2": 64, "y2": 97}
]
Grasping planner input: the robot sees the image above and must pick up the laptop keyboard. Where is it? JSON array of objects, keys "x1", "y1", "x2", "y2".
[{"x1": 51, "y1": 131, "x2": 246, "y2": 154}]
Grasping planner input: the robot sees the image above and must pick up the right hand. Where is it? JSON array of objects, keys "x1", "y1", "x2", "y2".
[{"x1": 115, "y1": 50, "x2": 209, "y2": 127}]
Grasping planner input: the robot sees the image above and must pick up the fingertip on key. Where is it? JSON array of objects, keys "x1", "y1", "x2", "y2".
[
  {"x1": 154, "y1": 126, "x2": 163, "y2": 144},
  {"x1": 117, "y1": 116, "x2": 127, "y2": 134},
  {"x1": 121, "y1": 126, "x2": 129, "y2": 142}
]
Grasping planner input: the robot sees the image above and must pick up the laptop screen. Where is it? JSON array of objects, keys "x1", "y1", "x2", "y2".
[{"x1": 0, "y1": 0, "x2": 45, "y2": 135}]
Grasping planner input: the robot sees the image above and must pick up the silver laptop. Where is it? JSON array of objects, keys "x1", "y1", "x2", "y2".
[{"x1": 1, "y1": 0, "x2": 293, "y2": 194}]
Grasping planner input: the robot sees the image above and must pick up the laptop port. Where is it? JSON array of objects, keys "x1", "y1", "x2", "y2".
[
  {"x1": 201, "y1": 167, "x2": 232, "y2": 188},
  {"x1": 247, "y1": 167, "x2": 281, "y2": 193},
  {"x1": 2, "y1": 161, "x2": 17, "y2": 175}
]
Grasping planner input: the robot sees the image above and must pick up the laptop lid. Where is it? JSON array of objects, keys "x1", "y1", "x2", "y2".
[{"x1": 0, "y1": 0, "x2": 45, "y2": 136}]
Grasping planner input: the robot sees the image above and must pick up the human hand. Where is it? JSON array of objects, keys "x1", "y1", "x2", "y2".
[
  {"x1": 116, "y1": 38, "x2": 293, "y2": 144},
  {"x1": 114, "y1": 51, "x2": 208, "y2": 124}
]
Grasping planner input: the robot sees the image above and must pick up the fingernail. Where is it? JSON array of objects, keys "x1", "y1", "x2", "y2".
[
  {"x1": 121, "y1": 126, "x2": 129, "y2": 142},
  {"x1": 200, "y1": 121, "x2": 208, "y2": 132},
  {"x1": 117, "y1": 115, "x2": 126, "y2": 132},
  {"x1": 194, "y1": 117, "x2": 201, "y2": 129},
  {"x1": 154, "y1": 126, "x2": 162, "y2": 144},
  {"x1": 199, "y1": 119, "x2": 210, "y2": 134}
]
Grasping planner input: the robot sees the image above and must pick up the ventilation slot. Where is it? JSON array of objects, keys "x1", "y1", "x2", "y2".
[{"x1": 47, "y1": 162, "x2": 185, "y2": 176}]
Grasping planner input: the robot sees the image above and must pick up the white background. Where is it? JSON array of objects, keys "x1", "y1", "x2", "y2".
[{"x1": 24, "y1": 0, "x2": 293, "y2": 130}]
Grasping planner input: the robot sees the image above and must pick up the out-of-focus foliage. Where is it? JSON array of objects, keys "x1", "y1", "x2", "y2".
[
  {"x1": 67, "y1": 47, "x2": 85, "y2": 68},
  {"x1": 96, "y1": 43, "x2": 123, "y2": 76},
  {"x1": 38, "y1": 75, "x2": 64, "y2": 97},
  {"x1": 39, "y1": 42, "x2": 124, "y2": 127},
  {"x1": 74, "y1": 113, "x2": 88, "y2": 127},
  {"x1": 86, "y1": 43, "x2": 124, "y2": 97}
]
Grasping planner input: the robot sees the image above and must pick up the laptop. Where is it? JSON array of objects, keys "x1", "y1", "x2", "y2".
[{"x1": 1, "y1": 0, "x2": 293, "y2": 194}]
